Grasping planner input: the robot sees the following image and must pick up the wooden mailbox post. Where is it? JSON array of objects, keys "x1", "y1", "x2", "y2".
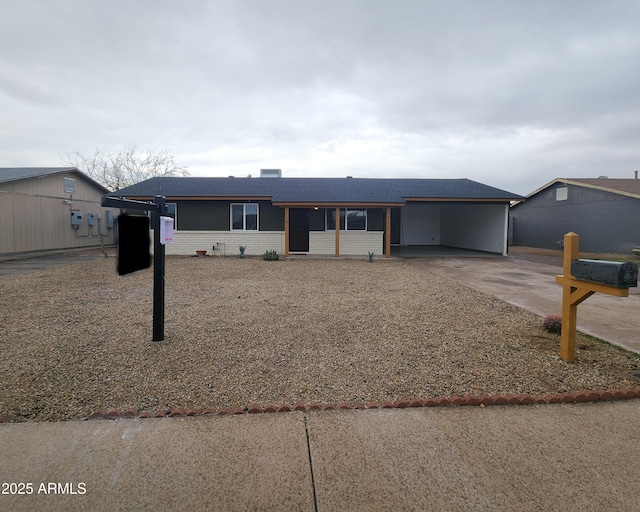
[{"x1": 555, "y1": 232, "x2": 638, "y2": 362}]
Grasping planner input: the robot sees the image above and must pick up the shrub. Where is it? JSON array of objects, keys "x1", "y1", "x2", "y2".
[
  {"x1": 368, "y1": 251, "x2": 375, "y2": 262},
  {"x1": 543, "y1": 314, "x2": 562, "y2": 334},
  {"x1": 263, "y1": 250, "x2": 279, "y2": 261},
  {"x1": 238, "y1": 245, "x2": 246, "y2": 259}
]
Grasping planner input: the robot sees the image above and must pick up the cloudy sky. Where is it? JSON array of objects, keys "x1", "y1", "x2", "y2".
[{"x1": 1, "y1": 1, "x2": 639, "y2": 195}]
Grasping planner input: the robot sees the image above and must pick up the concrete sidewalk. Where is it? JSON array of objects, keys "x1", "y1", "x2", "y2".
[{"x1": 1, "y1": 401, "x2": 639, "y2": 511}]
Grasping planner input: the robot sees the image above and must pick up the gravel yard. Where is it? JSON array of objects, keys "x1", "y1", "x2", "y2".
[{"x1": 1, "y1": 255, "x2": 638, "y2": 422}]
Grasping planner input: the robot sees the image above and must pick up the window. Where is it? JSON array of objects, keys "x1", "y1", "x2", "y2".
[
  {"x1": 231, "y1": 203, "x2": 258, "y2": 231},
  {"x1": 325, "y1": 208, "x2": 366, "y2": 230},
  {"x1": 63, "y1": 177, "x2": 75, "y2": 193},
  {"x1": 166, "y1": 203, "x2": 177, "y2": 228},
  {"x1": 556, "y1": 187, "x2": 568, "y2": 201}
]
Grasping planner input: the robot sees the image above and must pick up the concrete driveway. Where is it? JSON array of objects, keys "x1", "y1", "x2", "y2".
[{"x1": 409, "y1": 253, "x2": 640, "y2": 354}]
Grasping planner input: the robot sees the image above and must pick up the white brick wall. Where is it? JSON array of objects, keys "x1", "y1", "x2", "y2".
[
  {"x1": 163, "y1": 231, "x2": 285, "y2": 256},
  {"x1": 157, "y1": 230, "x2": 383, "y2": 257},
  {"x1": 309, "y1": 231, "x2": 383, "y2": 256}
]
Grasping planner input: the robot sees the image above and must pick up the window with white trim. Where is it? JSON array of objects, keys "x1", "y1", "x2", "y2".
[
  {"x1": 325, "y1": 208, "x2": 367, "y2": 230},
  {"x1": 231, "y1": 203, "x2": 258, "y2": 231},
  {"x1": 556, "y1": 187, "x2": 568, "y2": 201}
]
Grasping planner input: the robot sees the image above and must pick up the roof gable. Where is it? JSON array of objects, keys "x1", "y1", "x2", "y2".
[
  {"x1": 0, "y1": 167, "x2": 109, "y2": 193},
  {"x1": 565, "y1": 178, "x2": 640, "y2": 198},
  {"x1": 518, "y1": 178, "x2": 640, "y2": 204}
]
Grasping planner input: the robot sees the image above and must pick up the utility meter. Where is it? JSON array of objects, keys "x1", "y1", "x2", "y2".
[{"x1": 71, "y1": 211, "x2": 83, "y2": 229}]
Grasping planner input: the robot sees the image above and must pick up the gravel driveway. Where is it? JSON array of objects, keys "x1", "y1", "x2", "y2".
[{"x1": 1, "y1": 256, "x2": 638, "y2": 422}]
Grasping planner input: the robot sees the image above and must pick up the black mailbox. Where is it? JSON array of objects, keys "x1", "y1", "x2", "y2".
[{"x1": 571, "y1": 259, "x2": 638, "y2": 288}]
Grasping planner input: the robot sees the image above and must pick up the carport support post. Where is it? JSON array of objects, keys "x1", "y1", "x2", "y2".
[
  {"x1": 152, "y1": 195, "x2": 166, "y2": 342},
  {"x1": 284, "y1": 207, "x2": 289, "y2": 257},
  {"x1": 335, "y1": 207, "x2": 340, "y2": 257},
  {"x1": 385, "y1": 207, "x2": 391, "y2": 258}
]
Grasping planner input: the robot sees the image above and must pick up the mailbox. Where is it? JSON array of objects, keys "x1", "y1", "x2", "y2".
[
  {"x1": 159, "y1": 216, "x2": 173, "y2": 245},
  {"x1": 571, "y1": 259, "x2": 638, "y2": 288}
]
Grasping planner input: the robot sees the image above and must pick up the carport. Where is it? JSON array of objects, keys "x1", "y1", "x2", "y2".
[{"x1": 390, "y1": 200, "x2": 512, "y2": 256}]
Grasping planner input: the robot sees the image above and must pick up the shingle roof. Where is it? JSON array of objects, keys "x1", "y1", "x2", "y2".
[
  {"x1": 110, "y1": 177, "x2": 522, "y2": 204},
  {"x1": 0, "y1": 167, "x2": 109, "y2": 192},
  {"x1": 517, "y1": 178, "x2": 640, "y2": 203},
  {"x1": 0, "y1": 167, "x2": 76, "y2": 183},
  {"x1": 565, "y1": 178, "x2": 640, "y2": 198}
]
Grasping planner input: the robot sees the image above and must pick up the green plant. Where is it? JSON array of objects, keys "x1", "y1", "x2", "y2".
[
  {"x1": 368, "y1": 251, "x2": 375, "y2": 262},
  {"x1": 263, "y1": 249, "x2": 279, "y2": 261},
  {"x1": 543, "y1": 314, "x2": 562, "y2": 334},
  {"x1": 238, "y1": 245, "x2": 246, "y2": 259}
]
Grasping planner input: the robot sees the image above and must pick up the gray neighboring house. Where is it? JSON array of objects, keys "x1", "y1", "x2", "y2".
[
  {"x1": 510, "y1": 177, "x2": 640, "y2": 254},
  {"x1": 111, "y1": 173, "x2": 522, "y2": 257},
  {"x1": 0, "y1": 167, "x2": 116, "y2": 256}
]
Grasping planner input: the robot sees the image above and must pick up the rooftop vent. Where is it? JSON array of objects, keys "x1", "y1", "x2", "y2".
[{"x1": 260, "y1": 169, "x2": 282, "y2": 178}]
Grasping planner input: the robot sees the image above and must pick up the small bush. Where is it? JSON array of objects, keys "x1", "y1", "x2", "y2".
[
  {"x1": 263, "y1": 250, "x2": 279, "y2": 261},
  {"x1": 543, "y1": 314, "x2": 562, "y2": 334},
  {"x1": 368, "y1": 251, "x2": 375, "y2": 262},
  {"x1": 238, "y1": 245, "x2": 246, "y2": 259}
]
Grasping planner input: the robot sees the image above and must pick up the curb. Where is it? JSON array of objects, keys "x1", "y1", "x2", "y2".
[
  {"x1": 76, "y1": 387, "x2": 640, "y2": 422},
  {"x1": 2, "y1": 388, "x2": 639, "y2": 423}
]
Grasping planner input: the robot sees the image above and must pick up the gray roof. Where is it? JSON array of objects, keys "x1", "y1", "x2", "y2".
[
  {"x1": 513, "y1": 177, "x2": 640, "y2": 206},
  {"x1": 0, "y1": 167, "x2": 109, "y2": 192},
  {"x1": 110, "y1": 177, "x2": 522, "y2": 204}
]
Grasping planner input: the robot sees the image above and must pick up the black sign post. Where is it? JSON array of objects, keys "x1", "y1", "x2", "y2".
[
  {"x1": 152, "y1": 195, "x2": 166, "y2": 342},
  {"x1": 102, "y1": 195, "x2": 168, "y2": 341}
]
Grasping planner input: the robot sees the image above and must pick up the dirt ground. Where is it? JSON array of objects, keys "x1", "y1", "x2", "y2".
[{"x1": 1, "y1": 255, "x2": 638, "y2": 422}]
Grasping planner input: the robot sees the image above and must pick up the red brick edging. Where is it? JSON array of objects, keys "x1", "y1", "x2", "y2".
[
  {"x1": 1, "y1": 388, "x2": 638, "y2": 423},
  {"x1": 75, "y1": 387, "x2": 640, "y2": 421}
]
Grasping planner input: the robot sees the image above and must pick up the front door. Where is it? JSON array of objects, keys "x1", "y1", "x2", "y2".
[{"x1": 289, "y1": 208, "x2": 310, "y2": 252}]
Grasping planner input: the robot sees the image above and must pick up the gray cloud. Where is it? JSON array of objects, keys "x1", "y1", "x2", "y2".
[{"x1": 1, "y1": 0, "x2": 639, "y2": 195}]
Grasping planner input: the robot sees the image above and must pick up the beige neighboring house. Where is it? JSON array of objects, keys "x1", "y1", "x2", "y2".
[{"x1": 0, "y1": 167, "x2": 116, "y2": 256}]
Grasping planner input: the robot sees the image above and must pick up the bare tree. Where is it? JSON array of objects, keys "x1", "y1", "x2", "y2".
[{"x1": 65, "y1": 145, "x2": 189, "y2": 191}]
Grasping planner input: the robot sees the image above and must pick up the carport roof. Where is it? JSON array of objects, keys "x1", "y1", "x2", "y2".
[{"x1": 111, "y1": 177, "x2": 522, "y2": 205}]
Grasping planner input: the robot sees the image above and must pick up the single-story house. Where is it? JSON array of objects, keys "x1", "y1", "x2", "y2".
[
  {"x1": 510, "y1": 176, "x2": 640, "y2": 254},
  {"x1": 0, "y1": 167, "x2": 116, "y2": 256},
  {"x1": 110, "y1": 172, "x2": 523, "y2": 257}
]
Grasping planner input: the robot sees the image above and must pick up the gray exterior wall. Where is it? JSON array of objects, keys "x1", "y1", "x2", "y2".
[
  {"x1": 176, "y1": 200, "x2": 283, "y2": 231},
  {"x1": 510, "y1": 182, "x2": 640, "y2": 253},
  {"x1": 177, "y1": 203, "x2": 383, "y2": 233}
]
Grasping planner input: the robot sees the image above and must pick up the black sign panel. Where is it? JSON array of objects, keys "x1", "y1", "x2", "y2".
[{"x1": 117, "y1": 214, "x2": 151, "y2": 276}]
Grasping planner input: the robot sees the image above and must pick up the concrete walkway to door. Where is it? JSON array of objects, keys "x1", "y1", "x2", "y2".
[{"x1": 408, "y1": 248, "x2": 640, "y2": 355}]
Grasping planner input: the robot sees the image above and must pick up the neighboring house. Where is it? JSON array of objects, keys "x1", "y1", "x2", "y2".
[
  {"x1": 0, "y1": 167, "x2": 116, "y2": 256},
  {"x1": 510, "y1": 177, "x2": 640, "y2": 254},
  {"x1": 111, "y1": 172, "x2": 522, "y2": 257}
]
